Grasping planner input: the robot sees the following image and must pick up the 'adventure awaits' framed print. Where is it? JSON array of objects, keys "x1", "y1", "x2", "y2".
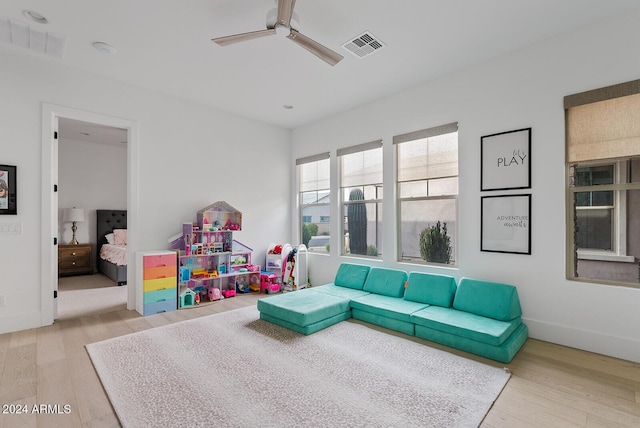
[{"x1": 481, "y1": 194, "x2": 531, "y2": 254}]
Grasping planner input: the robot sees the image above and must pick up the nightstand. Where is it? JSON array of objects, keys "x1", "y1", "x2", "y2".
[{"x1": 58, "y1": 243, "x2": 93, "y2": 276}]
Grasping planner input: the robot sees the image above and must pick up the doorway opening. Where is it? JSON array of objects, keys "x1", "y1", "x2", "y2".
[
  {"x1": 56, "y1": 118, "x2": 128, "y2": 320},
  {"x1": 41, "y1": 104, "x2": 139, "y2": 325}
]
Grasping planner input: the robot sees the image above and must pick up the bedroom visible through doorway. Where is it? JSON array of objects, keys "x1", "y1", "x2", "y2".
[{"x1": 57, "y1": 118, "x2": 128, "y2": 320}]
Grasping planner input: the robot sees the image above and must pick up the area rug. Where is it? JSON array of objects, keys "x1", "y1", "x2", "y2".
[{"x1": 86, "y1": 306, "x2": 510, "y2": 428}]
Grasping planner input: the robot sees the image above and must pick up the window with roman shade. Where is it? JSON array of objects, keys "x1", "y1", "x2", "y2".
[
  {"x1": 395, "y1": 122, "x2": 458, "y2": 265},
  {"x1": 565, "y1": 80, "x2": 640, "y2": 287},
  {"x1": 297, "y1": 153, "x2": 330, "y2": 250},
  {"x1": 338, "y1": 140, "x2": 383, "y2": 257}
]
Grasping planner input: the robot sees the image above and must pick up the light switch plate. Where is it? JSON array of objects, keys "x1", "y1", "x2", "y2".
[{"x1": 0, "y1": 222, "x2": 22, "y2": 234}]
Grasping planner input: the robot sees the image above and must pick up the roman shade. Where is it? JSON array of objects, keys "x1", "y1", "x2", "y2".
[
  {"x1": 565, "y1": 80, "x2": 640, "y2": 163},
  {"x1": 394, "y1": 122, "x2": 458, "y2": 182}
]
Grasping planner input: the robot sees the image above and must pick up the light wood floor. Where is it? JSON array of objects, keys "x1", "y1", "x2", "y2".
[{"x1": 0, "y1": 293, "x2": 638, "y2": 428}]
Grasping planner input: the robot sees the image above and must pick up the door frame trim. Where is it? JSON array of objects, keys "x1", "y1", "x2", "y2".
[{"x1": 41, "y1": 103, "x2": 139, "y2": 324}]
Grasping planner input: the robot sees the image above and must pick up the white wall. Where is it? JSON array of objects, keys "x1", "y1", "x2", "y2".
[
  {"x1": 291, "y1": 10, "x2": 640, "y2": 363},
  {"x1": 58, "y1": 138, "x2": 127, "y2": 249},
  {"x1": 1, "y1": 8, "x2": 638, "y2": 363},
  {"x1": 0, "y1": 47, "x2": 291, "y2": 334}
]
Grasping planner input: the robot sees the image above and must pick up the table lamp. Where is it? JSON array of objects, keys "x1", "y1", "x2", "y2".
[{"x1": 63, "y1": 207, "x2": 85, "y2": 245}]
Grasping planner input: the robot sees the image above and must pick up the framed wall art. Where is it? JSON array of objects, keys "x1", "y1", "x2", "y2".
[
  {"x1": 481, "y1": 127, "x2": 531, "y2": 191},
  {"x1": 0, "y1": 165, "x2": 16, "y2": 215},
  {"x1": 481, "y1": 194, "x2": 531, "y2": 254}
]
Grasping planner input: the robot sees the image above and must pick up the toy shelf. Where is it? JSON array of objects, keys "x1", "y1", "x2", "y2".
[
  {"x1": 265, "y1": 243, "x2": 308, "y2": 292},
  {"x1": 177, "y1": 250, "x2": 261, "y2": 307}
]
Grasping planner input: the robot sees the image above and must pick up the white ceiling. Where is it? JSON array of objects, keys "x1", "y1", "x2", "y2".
[
  {"x1": 2, "y1": 0, "x2": 640, "y2": 133},
  {"x1": 58, "y1": 118, "x2": 128, "y2": 147}
]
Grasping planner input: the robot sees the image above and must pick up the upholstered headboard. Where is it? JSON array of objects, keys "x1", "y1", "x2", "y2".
[{"x1": 96, "y1": 209, "x2": 127, "y2": 262}]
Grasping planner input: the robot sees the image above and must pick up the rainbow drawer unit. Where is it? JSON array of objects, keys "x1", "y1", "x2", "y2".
[{"x1": 136, "y1": 250, "x2": 178, "y2": 316}]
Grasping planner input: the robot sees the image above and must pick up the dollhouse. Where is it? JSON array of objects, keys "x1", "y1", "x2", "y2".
[{"x1": 173, "y1": 201, "x2": 260, "y2": 308}]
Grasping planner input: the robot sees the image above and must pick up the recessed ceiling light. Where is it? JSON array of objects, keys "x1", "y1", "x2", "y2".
[
  {"x1": 92, "y1": 41, "x2": 117, "y2": 54},
  {"x1": 22, "y1": 10, "x2": 48, "y2": 24},
  {"x1": 283, "y1": 105, "x2": 294, "y2": 110}
]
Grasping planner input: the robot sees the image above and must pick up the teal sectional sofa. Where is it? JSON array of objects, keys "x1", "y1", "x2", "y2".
[{"x1": 257, "y1": 263, "x2": 528, "y2": 363}]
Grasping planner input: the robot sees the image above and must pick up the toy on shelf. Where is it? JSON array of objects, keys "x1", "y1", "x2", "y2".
[
  {"x1": 179, "y1": 287, "x2": 198, "y2": 308},
  {"x1": 207, "y1": 287, "x2": 221, "y2": 301},
  {"x1": 236, "y1": 275, "x2": 250, "y2": 293},
  {"x1": 260, "y1": 271, "x2": 281, "y2": 294}
]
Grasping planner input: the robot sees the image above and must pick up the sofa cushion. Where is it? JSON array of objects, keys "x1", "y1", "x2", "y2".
[
  {"x1": 334, "y1": 263, "x2": 371, "y2": 290},
  {"x1": 453, "y1": 278, "x2": 522, "y2": 321},
  {"x1": 411, "y1": 306, "x2": 521, "y2": 346},
  {"x1": 362, "y1": 267, "x2": 408, "y2": 298},
  {"x1": 308, "y1": 284, "x2": 370, "y2": 299},
  {"x1": 414, "y1": 322, "x2": 528, "y2": 364},
  {"x1": 257, "y1": 289, "x2": 350, "y2": 327},
  {"x1": 403, "y1": 272, "x2": 457, "y2": 307},
  {"x1": 260, "y1": 311, "x2": 351, "y2": 335},
  {"x1": 350, "y1": 294, "x2": 429, "y2": 323}
]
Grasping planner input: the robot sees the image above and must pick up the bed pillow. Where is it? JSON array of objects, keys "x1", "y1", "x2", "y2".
[
  {"x1": 113, "y1": 229, "x2": 127, "y2": 246},
  {"x1": 105, "y1": 233, "x2": 115, "y2": 245}
]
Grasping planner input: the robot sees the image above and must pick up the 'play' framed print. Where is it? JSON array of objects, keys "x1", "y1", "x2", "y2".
[{"x1": 481, "y1": 128, "x2": 531, "y2": 191}]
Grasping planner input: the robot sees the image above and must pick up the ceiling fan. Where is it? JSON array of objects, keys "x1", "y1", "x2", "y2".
[{"x1": 211, "y1": 0, "x2": 344, "y2": 66}]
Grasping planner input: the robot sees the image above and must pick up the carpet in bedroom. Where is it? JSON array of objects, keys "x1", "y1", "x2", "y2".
[
  {"x1": 86, "y1": 305, "x2": 510, "y2": 428},
  {"x1": 58, "y1": 273, "x2": 127, "y2": 320}
]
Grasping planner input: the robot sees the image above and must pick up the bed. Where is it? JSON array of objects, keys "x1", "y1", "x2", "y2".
[{"x1": 96, "y1": 209, "x2": 127, "y2": 285}]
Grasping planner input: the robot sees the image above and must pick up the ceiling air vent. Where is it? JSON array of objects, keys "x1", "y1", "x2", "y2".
[
  {"x1": 342, "y1": 31, "x2": 385, "y2": 59},
  {"x1": 0, "y1": 17, "x2": 65, "y2": 58}
]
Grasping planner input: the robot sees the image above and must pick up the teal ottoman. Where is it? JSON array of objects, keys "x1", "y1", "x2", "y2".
[{"x1": 257, "y1": 289, "x2": 351, "y2": 335}]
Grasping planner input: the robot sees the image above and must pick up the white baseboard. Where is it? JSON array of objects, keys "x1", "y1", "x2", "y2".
[
  {"x1": 524, "y1": 317, "x2": 640, "y2": 363},
  {"x1": 0, "y1": 311, "x2": 46, "y2": 335}
]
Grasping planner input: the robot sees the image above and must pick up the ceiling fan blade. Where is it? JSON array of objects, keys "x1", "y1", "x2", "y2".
[
  {"x1": 212, "y1": 28, "x2": 276, "y2": 46},
  {"x1": 288, "y1": 29, "x2": 344, "y2": 66},
  {"x1": 277, "y1": 0, "x2": 296, "y2": 27}
]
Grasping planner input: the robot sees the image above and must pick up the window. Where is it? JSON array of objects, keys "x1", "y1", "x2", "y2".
[
  {"x1": 395, "y1": 123, "x2": 458, "y2": 265},
  {"x1": 565, "y1": 79, "x2": 640, "y2": 286},
  {"x1": 574, "y1": 164, "x2": 614, "y2": 250},
  {"x1": 297, "y1": 153, "x2": 330, "y2": 249},
  {"x1": 338, "y1": 140, "x2": 383, "y2": 257}
]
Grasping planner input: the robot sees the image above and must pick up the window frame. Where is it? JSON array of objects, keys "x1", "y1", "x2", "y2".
[
  {"x1": 564, "y1": 79, "x2": 640, "y2": 287},
  {"x1": 337, "y1": 140, "x2": 384, "y2": 258},
  {"x1": 394, "y1": 122, "x2": 459, "y2": 266},
  {"x1": 296, "y1": 153, "x2": 331, "y2": 251},
  {"x1": 570, "y1": 160, "x2": 634, "y2": 263}
]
